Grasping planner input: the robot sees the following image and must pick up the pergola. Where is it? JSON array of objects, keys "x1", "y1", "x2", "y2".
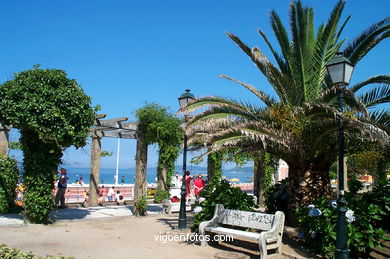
[{"x1": 89, "y1": 114, "x2": 145, "y2": 206}]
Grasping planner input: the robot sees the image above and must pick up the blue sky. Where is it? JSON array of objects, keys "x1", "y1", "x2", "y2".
[{"x1": 1, "y1": 0, "x2": 389, "y2": 169}]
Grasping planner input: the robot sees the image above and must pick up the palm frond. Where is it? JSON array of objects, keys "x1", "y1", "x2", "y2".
[
  {"x1": 343, "y1": 17, "x2": 390, "y2": 64},
  {"x1": 181, "y1": 96, "x2": 248, "y2": 113},
  {"x1": 369, "y1": 110, "x2": 390, "y2": 129},
  {"x1": 269, "y1": 10, "x2": 290, "y2": 63},
  {"x1": 311, "y1": 0, "x2": 345, "y2": 96},
  {"x1": 227, "y1": 33, "x2": 293, "y2": 105},
  {"x1": 185, "y1": 105, "x2": 261, "y2": 128},
  {"x1": 258, "y1": 29, "x2": 289, "y2": 74},
  {"x1": 358, "y1": 85, "x2": 390, "y2": 107},
  {"x1": 336, "y1": 15, "x2": 351, "y2": 39},
  {"x1": 347, "y1": 119, "x2": 390, "y2": 146},
  {"x1": 218, "y1": 75, "x2": 277, "y2": 107},
  {"x1": 349, "y1": 75, "x2": 390, "y2": 93}
]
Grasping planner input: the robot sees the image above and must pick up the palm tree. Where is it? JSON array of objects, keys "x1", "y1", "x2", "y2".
[{"x1": 183, "y1": 1, "x2": 389, "y2": 218}]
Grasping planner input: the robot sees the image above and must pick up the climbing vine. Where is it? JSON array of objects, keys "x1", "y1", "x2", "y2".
[{"x1": 136, "y1": 103, "x2": 183, "y2": 200}]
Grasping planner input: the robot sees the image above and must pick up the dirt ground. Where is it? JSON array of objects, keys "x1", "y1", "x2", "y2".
[{"x1": 0, "y1": 214, "x2": 307, "y2": 259}]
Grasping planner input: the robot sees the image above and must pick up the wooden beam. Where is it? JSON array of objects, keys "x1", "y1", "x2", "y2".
[
  {"x1": 96, "y1": 114, "x2": 107, "y2": 119},
  {"x1": 119, "y1": 121, "x2": 138, "y2": 130},
  {"x1": 102, "y1": 130, "x2": 136, "y2": 139},
  {"x1": 96, "y1": 117, "x2": 128, "y2": 128}
]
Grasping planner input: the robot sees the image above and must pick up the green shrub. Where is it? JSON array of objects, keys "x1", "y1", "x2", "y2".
[
  {"x1": 134, "y1": 195, "x2": 148, "y2": 216},
  {"x1": 0, "y1": 243, "x2": 73, "y2": 258},
  {"x1": 296, "y1": 198, "x2": 337, "y2": 257},
  {"x1": 347, "y1": 178, "x2": 363, "y2": 194},
  {"x1": 192, "y1": 179, "x2": 255, "y2": 231},
  {"x1": 154, "y1": 188, "x2": 168, "y2": 203},
  {"x1": 0, "y1": 155, "x2": 19, "y2": 213},
  {"x1": 355, "y1": 181, "x2": 390, "y2": 231},
  {"x1": 296, "y1": 182, "x2": 390, "y2": 258}
]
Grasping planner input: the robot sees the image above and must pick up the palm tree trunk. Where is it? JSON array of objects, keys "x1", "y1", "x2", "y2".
[
  {"x1": 253, "y1": 155, "x2": 266, "y2": 206},
  {"x1": 287, "y1": 163, "x2": 332, "y2": 223}
]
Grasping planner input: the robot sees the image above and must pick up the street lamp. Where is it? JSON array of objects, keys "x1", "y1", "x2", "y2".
[
  {"x1": 177, "y1": 89, "x2": 196, "y2": 229},
  {"x1": 326, "y1": 52, "x2": 354, "y2": 259}
]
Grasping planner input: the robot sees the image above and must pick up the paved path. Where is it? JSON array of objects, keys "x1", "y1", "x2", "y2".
[{"x1": 0, "y1": 204, "x2": 163, "y2": 226}]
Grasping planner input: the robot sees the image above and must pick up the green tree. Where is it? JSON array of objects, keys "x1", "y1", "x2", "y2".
[
  {"x1": 0, "y1": 66, "x2": 95, "y2": 223},
  {"x1": 135, "y1": 103, "x2": 183, "y2": 201},
  {"x1": 184, "y1": 1, "x2": 389, "y2": 220}
]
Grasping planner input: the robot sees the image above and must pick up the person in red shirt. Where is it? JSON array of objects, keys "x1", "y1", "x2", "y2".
[{"x1": 193, "y1": 174, "x2": 205, "y2": 198}]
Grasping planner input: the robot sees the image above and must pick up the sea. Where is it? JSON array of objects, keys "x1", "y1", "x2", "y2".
[{"x1": 63, "y1": 167, "x2": 254, "y2": 185}]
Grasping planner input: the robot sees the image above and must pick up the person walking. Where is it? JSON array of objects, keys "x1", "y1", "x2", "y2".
[{"x1": 55, "y1": 168, "x2": 68, "y2": 209}]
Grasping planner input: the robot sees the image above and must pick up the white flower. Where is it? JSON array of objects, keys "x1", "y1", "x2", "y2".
[
  {"x1": 198, "y1": 197, "x2": 206, "y2": 203},
  {"x1": 330, "y1": 200, "x2": 337, "y2": 209},
  {"x1": 193, "y1": 206, "x2": 203, "y2": 214},
  {"x1": 346, "y1": 209, "x2": 355, "y2": 223},
  {"x1": 310, "y1": 231, "x2": 316, "y2": 239},
  {"x1": 307, "y1": 204, "x2": 315, "y2": 209},
  {"x1": 309, "y1": 208, "x2": 322, "y2": 217}
]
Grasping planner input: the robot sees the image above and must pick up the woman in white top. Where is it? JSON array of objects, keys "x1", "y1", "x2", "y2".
[{"x1": 107, "y1": 187, "x2": 115, "y2": 201}]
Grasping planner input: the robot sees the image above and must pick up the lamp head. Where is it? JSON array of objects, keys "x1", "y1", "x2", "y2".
[
  {"x1": 326, "y1": 52, "x2": 354, "y2": 85},
  {"x1": 178, "y1": 89, "x2": 195, "y2": 109}
]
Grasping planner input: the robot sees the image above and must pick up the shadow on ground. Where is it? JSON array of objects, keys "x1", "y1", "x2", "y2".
[
  {"x1": 49, "y1": 208, "x2": 90, "y2": 221},
  {"x1": 156, "y1": 214, "x2": 194, "y2": 230}
]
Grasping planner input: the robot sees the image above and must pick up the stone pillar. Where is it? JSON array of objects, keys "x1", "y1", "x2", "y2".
[
  {"x1": 0, "y1": 124, "x2": 10, "y2": 156},
  {"x1": 134, "y1": 132, "x2": 148, "y2": 215},
  {"x1": 89, "y1": 133, "x2": 101, "y2": 206}
]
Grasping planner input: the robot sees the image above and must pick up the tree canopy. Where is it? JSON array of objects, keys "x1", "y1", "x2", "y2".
[{"x1": 0, "y1": 66, "x2": 95, "y2": 148}]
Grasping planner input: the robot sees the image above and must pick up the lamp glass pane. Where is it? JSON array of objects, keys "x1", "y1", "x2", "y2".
[
  {"x1": 327, "y1": 63, "x2": 344, "y2": 84},
  {"x1": 179, "y1": 98, "x2": 188, "y2": 108},
  {"x1": 344, "y1": 63, "x2": 354, "y2": 84}
]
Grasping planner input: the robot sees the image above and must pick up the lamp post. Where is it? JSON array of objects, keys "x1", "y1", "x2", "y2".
[
  {"x1": 326, "y1": 52, "x2": 354, "y2": 259},
  {"x1": 178, "y1": 89, "x2": 196, "y2": 229}
]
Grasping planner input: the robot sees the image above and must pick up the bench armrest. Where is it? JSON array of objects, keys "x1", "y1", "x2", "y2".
[
  {"x1": 258, "y1": 211, "x2": 285, "y2": 257},
  {"x1": 198, "y1": 204, "x2": 225, "y2": 246}
]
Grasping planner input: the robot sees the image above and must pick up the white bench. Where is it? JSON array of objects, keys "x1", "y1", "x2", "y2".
[{"x1": 199, "y1": 204, "x2": 285, "y2": 259}]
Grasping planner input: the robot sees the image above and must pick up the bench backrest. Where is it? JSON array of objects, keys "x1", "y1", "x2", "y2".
[{"x1": 217, "y1": 209, "x2": 275, "y2": 231}]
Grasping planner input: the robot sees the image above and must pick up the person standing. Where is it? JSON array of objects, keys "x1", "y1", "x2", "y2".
[
  {"x1": 55, "y1": 168, "x2": 68, "y2": 209},
  {"x1": 194, "y1": 174, "x2": 205, "y2": 198},
  {"x1": 107, "y1": 186, "x2": 115, "y2": 202},
  {"x1": 185, "y1": 171, "x2": 193, "y2": 198}
]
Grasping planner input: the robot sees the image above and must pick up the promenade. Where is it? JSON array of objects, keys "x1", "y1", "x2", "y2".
[{"x1": 0, "y1": 205, "x2": 309, "y2": 259}]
